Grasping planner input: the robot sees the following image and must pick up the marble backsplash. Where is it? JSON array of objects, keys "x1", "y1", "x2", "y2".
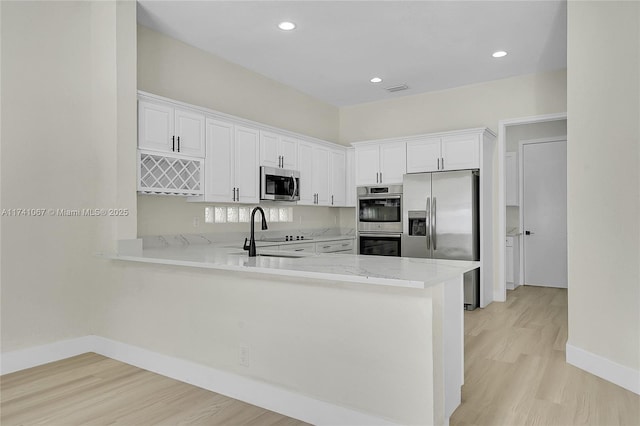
[{"x1": 140, "y1": 228, "x2": 356, "y2": 249}]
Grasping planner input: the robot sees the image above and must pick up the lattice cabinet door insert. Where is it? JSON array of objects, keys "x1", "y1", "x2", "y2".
[{"x1": 138, "y1": 151, "x2": 204, "y2": 196}]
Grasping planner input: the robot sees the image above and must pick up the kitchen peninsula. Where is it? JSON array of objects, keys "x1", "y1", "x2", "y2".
[{"x1": 110, "y1": 240, "x2": 477, "y2": 425}]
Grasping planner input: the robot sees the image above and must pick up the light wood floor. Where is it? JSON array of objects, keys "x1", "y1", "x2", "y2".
[
  {"x1": 0, "y1": 353, "x2": 309, "y2": 426},
  {"x1": 2, "y1": 286, "x2": 638, "y2": 426},
  {"x1": 451, "y1": 285, "x2": 640, "y2": 426}
]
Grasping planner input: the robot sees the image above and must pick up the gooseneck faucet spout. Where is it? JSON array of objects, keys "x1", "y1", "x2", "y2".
[{"x1": 243, "y1": 207, "x2": 268, "y2": 257}]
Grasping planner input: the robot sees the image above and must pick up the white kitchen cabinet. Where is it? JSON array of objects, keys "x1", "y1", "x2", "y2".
[
  {"x1": 259, "y1": 131, "x2": 297, "y2": 169},
  {"x1": 441, "y1": 134, "x2": 479, "y2": 170},
  {"x1": 345, "y1": 148, "x2": 356, "y2": 207},
  {"x1": 297, "y1": 141, "x2": 332, "y2": 206},
  {"x1": 202, "y1": 118, "x2": 259, "y2": 203},
  {"x1": 312, "y1": 145, "x2": 330, "y2": 205},
  {"x1": 297, "y1": 141, "x2": 314, "y2": 205},
  {"x1": 355, "y1": 142, "x2": 406, "y2": 186},
  {"x1": 406, "y1": 138, "x2": 441, "y2": 173},
  {"x1": 138, "y1": 98, "x2": 205, "y2": 158},
  {"x1": 506, "y1": 235, "x2": 520, "y2": 289},
  {"x1": 279, "y1": 242, "x2": 315, "y2": 253},
  {"x1": 234, "y1": 126, "x2": 260, "y2": 203},
  {"x1": 506, "y1": 237, "x2": 514, "y2": 284},
  {"x1": 330, "y1": 149, "x2": 346, "y2": 206},
  {"x1": 405, "y1": 134, "x2": 479, "y2": 173},
  {"x1": 316, "y1": 239, "x2": 355, "y2": 254},
  {"x1": 506, "y1": 152, "x2": 518, "y2": 206}
]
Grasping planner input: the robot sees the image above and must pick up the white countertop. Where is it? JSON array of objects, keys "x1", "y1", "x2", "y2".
[{"x1": 108, "y1": 243, "x2": 479, "y2": 290}]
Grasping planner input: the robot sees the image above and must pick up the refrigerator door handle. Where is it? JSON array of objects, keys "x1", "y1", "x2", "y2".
[
  {"x1": 432, "y1": 196, "x2": 437, "y2": 250},
  {"x1": 426, "y1": 197, "x2": 431, "y2": 250}
]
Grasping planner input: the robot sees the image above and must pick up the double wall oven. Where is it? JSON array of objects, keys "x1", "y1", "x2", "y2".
[{"x1": 357, "y1": 185, "x2": 402, "y2": 257}]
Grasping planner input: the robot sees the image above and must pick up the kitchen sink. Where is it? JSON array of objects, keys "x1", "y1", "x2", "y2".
[
  {"x1": 226, "y1": 251, "x2": 306, "y2": 259},
  {"x1": 257, "y1": 253, "x2": 306, "y2": 259}
]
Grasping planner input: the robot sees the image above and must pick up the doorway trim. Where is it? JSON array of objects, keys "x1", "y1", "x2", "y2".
[{"x1": 496, "y1": 112, "x2": 567, "y2": 302}]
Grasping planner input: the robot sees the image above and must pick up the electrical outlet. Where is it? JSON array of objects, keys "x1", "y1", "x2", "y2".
[
  {"x1": 193, "y1": 216, "x2": 200, "y2": 227},
  {"x1": 239, "y1": 345, "x2": 249, "y2": 367}
]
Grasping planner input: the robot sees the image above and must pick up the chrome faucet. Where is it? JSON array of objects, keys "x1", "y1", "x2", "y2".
[{"x1": 243, "y1": 206, "x2": 268, "y2": 257}]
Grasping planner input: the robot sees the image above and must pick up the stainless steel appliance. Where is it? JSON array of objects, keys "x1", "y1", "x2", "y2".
[
  {"x1": 359, "y1": 233, "x2": 402, "y2": 257},
  {"x1": 357, "y1": 185, "x2": 403, "y2": 256},
  {"x1": 402, "y1": 171, "x2": 480, "y2": 309},
  {"x1": 357, "y1": 185, "x2": 402, "y2": 233},
  {"x1": 260, "y1": 166, "x2": 300, "y2": 201}
]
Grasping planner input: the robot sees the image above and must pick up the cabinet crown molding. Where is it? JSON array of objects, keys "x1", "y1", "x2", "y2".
[{"x1": 350, "y1": 127, "x2": 496, "y2": 147}]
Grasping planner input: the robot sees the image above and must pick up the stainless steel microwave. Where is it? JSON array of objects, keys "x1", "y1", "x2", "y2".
[{"x1": 260, "y1": 166, "x2": 300, "y2": 201}]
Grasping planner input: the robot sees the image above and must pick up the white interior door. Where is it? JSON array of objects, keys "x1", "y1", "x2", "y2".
[{"x1": 521, "y1": 139, "x2": 567, "y2": 288}]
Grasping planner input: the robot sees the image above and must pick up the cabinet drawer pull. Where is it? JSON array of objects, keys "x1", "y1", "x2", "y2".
[
  {"x1": 323, "y1": 245, "x2": 331, "y2": 249},
  {"x1": 294, "y1": 248, "x2": 304, "y2": 251}
]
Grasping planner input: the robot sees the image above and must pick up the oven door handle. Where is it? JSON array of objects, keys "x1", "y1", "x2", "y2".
[
  {"x1": 359, "y1": 233, "x2": 402, "y2": 238},
  {"x1": 357, "y1": 196, "x2": 402, "y2": 200}
]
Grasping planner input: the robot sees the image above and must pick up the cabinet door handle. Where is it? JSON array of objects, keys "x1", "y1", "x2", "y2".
[
  {"x1": 437, "y1": 158, "x2": 440, "y2": 170},
  {"x1": 380, "y1": 172, "x2": 382, "y2": 183},
  {"x1": 331, "y1": 195, "x2": 334, "y2": 205},
  {"x1": 441, "y1": 157, "x2": 444, "y2": 169},
  {"x1": 172, "y1": 136, "x2": 175, "y2": 152},
  {"x1": 236, "y1": 187, "x2": 239, "y2": 201},
  {"x1": 232, "y1": 187, "x2": 236, "y2": 201},
  {"x1": 177, "y1": 136, "x2": 180, "y2": 152}
]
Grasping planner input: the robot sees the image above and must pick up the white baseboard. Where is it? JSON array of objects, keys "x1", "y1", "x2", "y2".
[
  {"x1": 1, "y1": 336, "x2": 396, "y2": 426},
  {"x1": 0, "y1": 336, "x2": 95, "y2": 375},
  {"x1": 566, "y1": 343, "x2": 640, "y2": 395}
]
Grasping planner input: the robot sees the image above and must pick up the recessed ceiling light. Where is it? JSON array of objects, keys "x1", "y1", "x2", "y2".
[
  {"x1": 492, "y1": 51, "x2": 508, "y2": 58},
  {"x1": 278, "y1": 22, "x2": 296, "y2": 31},
  {"x1": 370, "y1": 77, "x2": 383, "y2": 83}
]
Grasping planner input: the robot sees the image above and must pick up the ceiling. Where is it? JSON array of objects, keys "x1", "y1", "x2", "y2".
[{"x1": 137, "y1": 1, "x2": 567, "y2": 107}]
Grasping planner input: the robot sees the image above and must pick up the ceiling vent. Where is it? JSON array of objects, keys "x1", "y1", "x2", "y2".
[{"x1": 385, "y1": 84, "x2": 409, "y2": 93}]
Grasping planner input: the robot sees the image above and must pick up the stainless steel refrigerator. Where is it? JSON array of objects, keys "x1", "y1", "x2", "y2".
[{"x1": 402, "y1": 170, "x2": 480, "y2": 310}]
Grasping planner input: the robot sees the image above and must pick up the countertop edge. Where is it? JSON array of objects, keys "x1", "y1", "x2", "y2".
[{"x1": 104, "y1": 253, "x2": 427, "y2": 289}]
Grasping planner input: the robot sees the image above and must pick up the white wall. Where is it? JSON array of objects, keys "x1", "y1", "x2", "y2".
[
  {"x1": 505, "y1": 120, "x2": 567, "y2": 152},
  {"x1": 567, "y1": 1, "x2": 639, "y2": 374},
  {"x1": 0, "y1": 1, "x2": 137, "y2": 352},
  {"x1": 339, "y1": 70, "x2": 567, "y2": 144}
]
